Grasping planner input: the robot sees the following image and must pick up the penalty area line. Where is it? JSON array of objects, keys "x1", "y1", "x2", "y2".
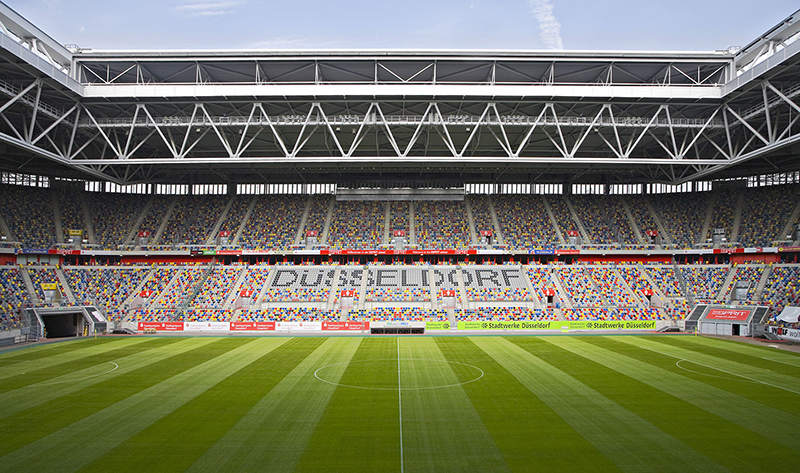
[{"x1": 639, "y1": 346, "x2": 800, "y2": 396}]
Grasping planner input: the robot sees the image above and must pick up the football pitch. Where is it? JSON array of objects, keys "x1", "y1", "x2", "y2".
[{"x1": 0, "y1": 335, "x2": 799, "y2": 473}]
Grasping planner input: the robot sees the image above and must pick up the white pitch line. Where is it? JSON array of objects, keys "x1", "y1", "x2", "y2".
[
  {"x1": 313, "y1": 358, "x2": 484, "y2": 391},
  {"x1": 762, "y1": 357, "x2": 800, "y2": 367},
  {"x1": 5, "y1": 362, "x2": 119, "y2": 394},
  {"x1": 397, "y1": 337, "x2": 404, "y2": 473},
  {"x1": 639, "y1": 346, "x2": 800, "y2": 396}
]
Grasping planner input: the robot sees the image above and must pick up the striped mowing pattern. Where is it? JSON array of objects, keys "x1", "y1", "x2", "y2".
[{"x1": 0, "y1": 335, "x2": 798, "y2": 473}]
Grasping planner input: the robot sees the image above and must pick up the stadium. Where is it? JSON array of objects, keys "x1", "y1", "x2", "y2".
[{"x1": 0, "y1": 1, "x2": 799, "y2": 471}]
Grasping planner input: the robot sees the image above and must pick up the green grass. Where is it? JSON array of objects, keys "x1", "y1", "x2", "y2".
[{"x1": 0, "y1": 334, "x2": 798, "y2": 472}]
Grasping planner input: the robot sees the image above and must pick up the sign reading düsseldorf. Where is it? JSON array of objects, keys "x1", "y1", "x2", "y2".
[{"x1": 456, "y1": 320, "x2": 657, "y2": 330}]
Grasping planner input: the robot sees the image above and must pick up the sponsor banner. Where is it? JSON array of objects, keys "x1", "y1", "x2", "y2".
[
  {"x1": 456, "y1": 320, "x2": 657, "y2": 331},
  {"x1": 275, "y1": 321, "x2": 322, "y2": 331},
  {"x1": 705, "y1": 309, "x2": 751, "y2": 321},
  {"x1": 458, "y1": 320, "x2": 555, "y2": 331},
  {"x1": 569, "y1": 320, "x2": 657, "y2": 330},
  {"x1": 40, "y1": 283, "x2": 58, "y2": 291},
  {"x1": 137, "y1": 321, "x2": 184, "y2": 331},
  {"x1": 712, "y1": 248, "x2": 745, "y2": 254},
  {"x1": 202, "y1": 250, "x2": 216, "y2": 255},
  {"x1": 230, "y1": 321, "x2": 276, "y2": 331},
  {"x1": 185, "y1": 321, "x2": 231, "y2": 331},
  {"x1": 370, "y1": 320, "x2": 426, "y2": 329},
  {"x1": 532, "y1": 249, "x2": 555, "y2": 255},
  {"x1": 555, "y1": 249, "x2": 580, "y2": 255},
  {"x1": 216, "y1": 250, "x2": 242, "y2": 256},
  {"x1": 17, "y1": 248, "x2": 50, "y2": 254},
  {"x1": 770, "y1": 327, "x2": 800, "y2": 342},
  {"x1": 321, "y1": 321, "x2": 369, "y2": 331},
  {"x1": 320, "y1": 249, "x2": 476, "y2": 256},
  {"x1": 242, "y1": 250, "x2": 272, "y2": 255},
  {"x1": 425, "y1": 320, "x2": 450, "y2": 331},
  {"x1": 50, "y1": 249, "x2": 81, "y2": 255},
  {"x1": 777, "y1": 246, "x2": 800, "y2": 252}
]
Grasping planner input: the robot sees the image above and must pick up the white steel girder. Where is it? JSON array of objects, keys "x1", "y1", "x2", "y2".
[{"x1": 0, "y1": 79, "x2": 798, "y2": 184}]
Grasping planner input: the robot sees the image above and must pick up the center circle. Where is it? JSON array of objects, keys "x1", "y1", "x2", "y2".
[{"x1": 314, "y1": 358, "x2": 484, "y2": 391}]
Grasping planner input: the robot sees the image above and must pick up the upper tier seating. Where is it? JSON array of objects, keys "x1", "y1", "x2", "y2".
[
  {"x1": 705, "y1": 190, "x2": 737, "y2": 244},
  {"x1": 546, "y1": 196, "x2": 581, "y2": 246},
  {"x1": 470, "y1": 195, "x2": 495, "y2": 237},
  {"x1": 0, "y1": 186, "x2": 56, "y2": 248},
  {"x1": 1, "y1": 183, "x2": 798, "y2": 251},
  {"x1": 328, "y1": 201, "x2": 384, "y2": 249},
  {"x1": 651, "y1": 193, "x2": 709, "y2": 248},
  {"x1": 569, "y1": 196, "x2": 620, "y2": 245},
  {"x1": 88, "y1": 193, "x2": 142, "y2": 248},
  {"x1": 240, "y1": 195, "x2": 306, "y2": 250},
  {"x1": 390, "y1": 202, "x2": 410, "y2": 237},
  {"x1": 738, "y1": 185, "x2": 800, "y2": 247},
  {"x1": 159, "y1": 196, "x2": 228, "y2": 246},
  {"x1": 216, "y1": 196, "x2": 251, "y2": 243},
  {"x1": 134, "y1": 196, "x2": 173, "y2": 246},
  {"x1": 494, "y1": 195, "x2": 558, "y2": 250},
  {"x1": 415, "y1": 201, "x2": 470, "y2": 249}
]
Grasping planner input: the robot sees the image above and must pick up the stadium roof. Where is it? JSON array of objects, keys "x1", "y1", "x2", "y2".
[{"x1": 0, "y1": 2, "x2": 798, "y2": 188}]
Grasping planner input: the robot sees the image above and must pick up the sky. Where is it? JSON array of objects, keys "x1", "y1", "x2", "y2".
[{"x1": 6, "y1": 0, "x2": 799, "y2": 52}]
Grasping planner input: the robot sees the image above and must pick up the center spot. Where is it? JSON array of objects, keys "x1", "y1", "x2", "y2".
[{"x1": 314, "y1": 358, "x2": 484, "y2": 391}]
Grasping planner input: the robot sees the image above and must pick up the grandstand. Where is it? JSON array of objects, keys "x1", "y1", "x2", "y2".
[
  {"x1": 1, "y1": 4, "x2": 800, "y2": 473},
  {"x1": 0, "y1": 2, "x2": 798, "y2": 339}
]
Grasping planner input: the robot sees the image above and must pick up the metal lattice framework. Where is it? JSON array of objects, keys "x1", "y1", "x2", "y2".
[{"x1": 0, "y1": 4, "x2": 798, "y2": 186}]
